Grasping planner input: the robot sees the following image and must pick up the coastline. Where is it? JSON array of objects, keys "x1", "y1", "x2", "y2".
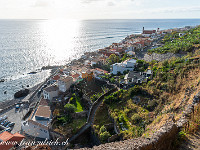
[
  {"x1": 0, "y1": 82, "x2": 42, "y2": 110},
  {"x1": 0, "y1": 24, "x2": 196, "y2": 113}
]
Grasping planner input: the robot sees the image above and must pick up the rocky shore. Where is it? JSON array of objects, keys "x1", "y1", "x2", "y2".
[{"x1": 0, "y1": 82, "x2": 42, "y2": 110}]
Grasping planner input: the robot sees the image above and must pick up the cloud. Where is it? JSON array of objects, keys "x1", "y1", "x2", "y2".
[
  {"x1": 107, "y1": 1, "x2": 115, "y2": 6},
  {"x1": 33, "y1": 0, "x2": 54, "y2": 7},
  {"x1": 81, "y1": 0, "x2": 104, "y2": 4}
]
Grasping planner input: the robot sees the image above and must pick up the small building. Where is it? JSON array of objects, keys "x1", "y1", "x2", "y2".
[
  {"x1": 91, "y1": 60, "x2": 98, "y2": 66},
  {"x1": 111, "y1": 59, "x2": 137, "y2": 75},
  {"x1": 93, "y1": 68, "x2": 108, "y2": 77},
  {"x1": 21, "y1": 98, "x2": 51, "y2": 140},
  {"x1": 124, "y1": 70, "x2": 152, "y2": 84},
  {"x1": 51, "y1": 75, "x2": 60, "y2": 84},
  {"x1": 127, "y1": 51, "x2": 135, "y2": 56},
  {"x1": 58, "y1": 76, "x2": 74, "y2": 93},
  {"x1": 124, "y1": 71, "x2": 145, "y2": 84},
  {"x1": 179, "y1": 33, "x2": 186, "y2": 37},
  {"x1": 143, "y1": 69, "x2": 152, "y2": 78},
  {"x1": 34, "y1": 105, "x2": 51, "y2": 125},
  {"x1": 82, "y1": 70, "x2": 94, "y2": 81},
  {"x1": 21, "y1": 119, "x2": 50, "y2": 140},
  {"x1": 43, "y1": 85, "x2": 59, "y2": 101},
  {"x1": 142, "y1": 27, "x2": 157, "y2": 37},
  {"x1": 72, "y1": 73, "x2": 81, "y2": 82},
  {"x1": 0, "y1": 131, "x2": 25, "y2": 150}
]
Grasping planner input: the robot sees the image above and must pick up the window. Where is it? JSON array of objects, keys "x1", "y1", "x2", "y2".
[
  {"x1": 44, "y1": 130, "x2": 47, "y2": 133},
  {"x1": 40, "y1": 129, "x2": 43, "y2": 131}
]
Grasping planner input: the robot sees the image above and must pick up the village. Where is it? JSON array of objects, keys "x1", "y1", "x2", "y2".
[{"x1": 0, "y1": 25, "x2": 196, "y2": 150}]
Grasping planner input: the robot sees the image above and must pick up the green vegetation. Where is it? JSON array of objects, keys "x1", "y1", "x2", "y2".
[
  {"x1": 103, "y1": 89, "x2": 150, "y2": 139},
  {"x1": 148, "y1": 26, "x2": 200, "y2": 54},
  {"x1": 99, "y1": 131, "x2": 111, "y2": 143},
  {"x1": 69, "y1": 93, "x2": 83, "y2": 112},
  {"x1": 64, "y1": 103, "x2": 77, "y2": 113},
  {"x1": 107, "y1": 54, "x2": 120, "y2": 65},
  {"x1": 102, "y1": 49, "x2": 200, "y2": 140},
  {"x1": 135, "y1": 59, "x2": 148, "y2": 72}
]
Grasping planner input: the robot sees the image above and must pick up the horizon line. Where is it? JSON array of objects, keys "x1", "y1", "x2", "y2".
[{"x1": 0, "y1": 18, "x2": 200, "y2": 21}]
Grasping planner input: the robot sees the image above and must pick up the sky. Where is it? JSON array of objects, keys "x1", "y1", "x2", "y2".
[{"x1": 0, "y1": 0, "x2": 200, "y2": 19}]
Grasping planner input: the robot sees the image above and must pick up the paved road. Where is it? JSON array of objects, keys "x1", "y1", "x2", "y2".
[{"x1": 0, "y1": 104, "x2": 28, "y2": 134}]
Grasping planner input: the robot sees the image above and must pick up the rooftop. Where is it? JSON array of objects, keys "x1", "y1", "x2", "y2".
[
  {"x1": 28, "y1": 120, "x2": 48, "y2": 130},
  {"x1": 72, "y1": 73, "x2": 80, "y2": 78},
  {"x1": 35, "y1": 105, "x2": 51, "y2": 119},
  {"x1": 59, "y1": 76, "x2": 73, "y2": 83},
  {"x1": 52, "y1": 75, "x2": 60, "y2": 81},
  {"x1": 44, "y1": 85, "x2": 59, "y2": 92},
  {"x1": 39, "y1": 98, "x2": 49, "y2": 106},
  {"x1": 0, "y1": 131, "x2": 25, "y2": 150}
]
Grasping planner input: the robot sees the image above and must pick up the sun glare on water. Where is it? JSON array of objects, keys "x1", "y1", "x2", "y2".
[{"x1": 39, "y1": 19, "x2": 81, "y2": 64}]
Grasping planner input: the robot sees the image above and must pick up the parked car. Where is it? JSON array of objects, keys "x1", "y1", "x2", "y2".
[
  {"x1": 16, "y1": 104, "x2": 20, "y2": 109},
  {"x1": 0, "y1": 117, "x2": 3, "y2": 122},
  {"x1": 3, "y1": 121, "x2": 11, "y2": 127},
  {"x1": 2, "y1": 115, "x2": 8, "y2": 120},
  {"x1": 6, "y1": 122, "x2": 15, "y2": 128},
  {"x1": 5, "y1": 128, "x2": 12, "y2": 132},
  {"x1": 1, "y1": 120, "x2": 7, "y2": 125}
]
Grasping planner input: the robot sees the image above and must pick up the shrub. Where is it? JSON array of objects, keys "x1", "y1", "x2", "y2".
[
  {"x1": 147, "y1": 100, "x2": 158, "y2": 111},
  {"x1": 99, "y1": 125, "x2": 107, "y2": 133},
  {"x1": 131, "y1": 114, "x2": 142, "y2": 124},
  {"x1": 99, "y1": 131, "x2": 111, "y2": 143}
]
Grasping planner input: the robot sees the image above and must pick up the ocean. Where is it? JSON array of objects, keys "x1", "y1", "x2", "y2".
[{"x1": 0, "y1": 19, "x2": 200, "y2": 102}]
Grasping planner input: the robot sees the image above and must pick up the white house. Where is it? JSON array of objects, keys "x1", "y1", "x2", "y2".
[
  {"x1": 127, "y1": 51, "x2": 135, "y2": 56},
  {"x1": 179, "y1": 33, "x2": 186, "y2": 37},
  {"x1": 43, "y1": 85, "x2": 59, "y2": 101},
  {"x1": 91, "y1": 60, "x2": 97, "y2": 66},
  {"x1": 21, "y1": 98, "x2": 51, "y2": 140},
  {"x1": 84, "y1": 60, "x2": 91, "y2": 66},
  {"x1": 110, "y1": 59, "x2": 137, "y2": 75},
  {"x1": 21, "y1": 120, "x2": 50, "y2": 139},
  {"x1": 58, "y1": 76, "x2": 73, "y2": 92}
]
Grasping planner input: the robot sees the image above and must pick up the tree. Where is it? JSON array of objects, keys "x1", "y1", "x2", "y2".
[
  {"x1": 110, "y1": 78, "x2": 115, "y2": 83},
  {"x1": 64, "y1": 104, "x2": 76, "y2": 114}
]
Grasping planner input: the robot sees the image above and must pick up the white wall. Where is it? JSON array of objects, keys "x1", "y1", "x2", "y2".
[
  {"x1": 21, "y1": 121, "x2": 49, "y2": 139},
  {"x1": 43, "y1": 90, "x2": 58, "y2": 101}
]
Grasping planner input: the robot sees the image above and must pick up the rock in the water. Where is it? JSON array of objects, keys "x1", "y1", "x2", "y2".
[{"x1": 14, "y1": 89, "x2": 29, "y2": 98}]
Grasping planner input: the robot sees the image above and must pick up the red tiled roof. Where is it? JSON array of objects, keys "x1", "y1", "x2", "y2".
[
  {"x1": 0, "y1": 131, "x2": 25, "y2": 150},
  {"x1": 143, "y1": 30, "x2": 156, "y2": 34},
  {"x1": 72, "y1": 74, "x2": 80, "y2": 78},
  {"x1": 52, "y1": 75, "x2": 60, "y2": 81},
  {"x1": 95, "y1": 68, "x2": 108, "y2": 74},
  {"x1": 0, "y1": 131, "x2": 13, "y2": 141}
]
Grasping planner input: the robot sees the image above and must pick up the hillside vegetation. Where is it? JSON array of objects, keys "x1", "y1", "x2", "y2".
[
  {"x1": 148, "y1": 26, "x2": 200, "y2": 54},
  {"x1": 99, "y1": 49, "x2": 200, "y2": 140}
]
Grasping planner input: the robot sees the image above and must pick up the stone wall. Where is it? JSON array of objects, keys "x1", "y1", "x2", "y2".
[{"x1": 71, "y1": 111, "x2": 88, "y2": 119}]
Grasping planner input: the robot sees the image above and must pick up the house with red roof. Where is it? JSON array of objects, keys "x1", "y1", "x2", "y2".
[{"x1": 0, "y1": 131, "x2": 25, "y2": 150}]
